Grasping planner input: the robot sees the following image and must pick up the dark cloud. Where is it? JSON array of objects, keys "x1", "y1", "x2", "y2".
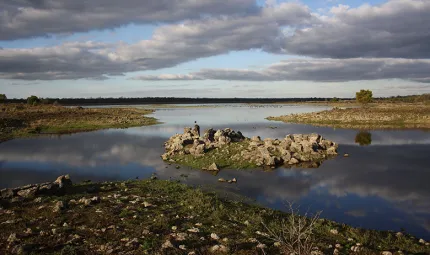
[
  {"x1": 0, "y1": 0, "x2": 258, "y2": 40},
  {"x1": 132, "y1": 58, "x2": 430, "y2": 83},
  {"x1": 282, "y1": 0, "x2": 430, "y2": 58},
  {"x1": 0, "y1": 3, "x2": 312, "y2": 80}
]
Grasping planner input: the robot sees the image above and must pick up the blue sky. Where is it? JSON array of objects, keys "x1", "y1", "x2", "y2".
[{"x1": 1, "y1": 0, "x2": 429, "y2": 98}]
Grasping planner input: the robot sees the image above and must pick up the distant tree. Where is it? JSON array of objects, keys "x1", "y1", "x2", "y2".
[
  {"x1": 355, "y1": 131, "x2": 372, "y2": 146},
  {"x1": 0, "y1": 94, "x2": 6, "y2": 103},
  {"x1": 356, "y1": 90, "x2": 373, "y2": 105},
  {"x1": 27, "y1": 95, "x2": 40, "y2": 105},
  {"x1": 331, "y1": 97, "x2": 339, "y2": 102}
]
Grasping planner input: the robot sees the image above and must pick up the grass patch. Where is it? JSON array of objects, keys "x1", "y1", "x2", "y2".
[
  {"x1": 171, "y1": 141, "x2": 258, "y2": 169},
  {"x1": 0, "y1": 103, "x2": 159, "y2": 142}
]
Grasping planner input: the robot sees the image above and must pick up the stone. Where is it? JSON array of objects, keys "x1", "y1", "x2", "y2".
[
  {"x1": 162, "y1": 240, "x2": 173, "y2": 249},
  {"x1": 381, "y1": 252, "x2": 392, "y2": 255},
  {"x1": 8, "y1": 233, "x2": 19, "y2": 243},
  {"x1": 53, "y1": 201, "x2": 66, "y2": 212},
  {"x1": 1, "y1": 188, "x2": 14, "y2": 199},
  {"x1": 210, "y1": 244, "x2": 229, "y2": 253},
  {"x1": 187, "y1": 228, "x2": 199, "y2": 233},
  {"x1": 330, "y1": 229, "x2": 339, "y2": 235},
  {"x1": 218, "y1": 178, "x2": 226, "y2": 182},
  {"x1": 419, "y1": 238, "x2": 425, "y2": 244},
  {"x1": 211, "y1": 233, "x2": 220, "y2": 240},
  {"x1": 206, "y1": 163, "x2": 219, "y2": 171},
  {"x1": 251, "y1": 136, "x2": 261, "y2": 142},
  {"x1": 179, "y1": 245, "x2": 187, "y2": 250},
  {"x1": 17, "y1": 186, "x2": 38, "y2": 198},
  {"x1": 54, "y1": 175, "x2": 72, "y2": 189}
]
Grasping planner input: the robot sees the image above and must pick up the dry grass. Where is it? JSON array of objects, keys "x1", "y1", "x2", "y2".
[
  {"x1": 267, "y1": 103, "x2": 430, "y2": 129},
  {"x1": 0, "y1": 103, "x2": 159, "y2": 142}
]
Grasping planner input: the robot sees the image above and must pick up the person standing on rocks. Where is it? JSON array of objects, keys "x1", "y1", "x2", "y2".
[{"x1": 194, "y1": 121, "x2": 200, "y2": 137}]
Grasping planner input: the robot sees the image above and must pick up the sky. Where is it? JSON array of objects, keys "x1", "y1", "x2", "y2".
[{"x1": 1, "y1": 0, "x2": 430, "y2": 99}]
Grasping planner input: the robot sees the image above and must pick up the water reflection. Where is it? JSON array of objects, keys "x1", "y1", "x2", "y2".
[
  {"x1": 355, "y1": 131, "x2": 372, "y2": 146},
  {"x1": 0, "y1": 104, "x2": 429, "y2": 239}
]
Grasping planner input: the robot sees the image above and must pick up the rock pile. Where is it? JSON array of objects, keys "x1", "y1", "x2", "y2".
[
  {"x1": 1, "y1": 175, "x2": 72, "y2": 201},
  {"x1": 162, "y1": 127, "x2": 338, "y2": 168}
]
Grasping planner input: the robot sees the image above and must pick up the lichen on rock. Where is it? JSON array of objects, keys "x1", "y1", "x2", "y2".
[{"x1": 162, "y1": 127, "x2": 338, "y2": 170}]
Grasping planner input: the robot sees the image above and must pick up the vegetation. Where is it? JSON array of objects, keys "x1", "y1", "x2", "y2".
[
  {"x1": 0, "y1": 104, "x2": 159, "y2": 142},
  {"x1": 267, "y1": 102, "x2": 430, "y2": 130},
  {"x1": 27, "y1": 95, "x2": 41, "y2": 105},
  {"x1": 356, "y1": 90, "x2": 373, "y2": 105},
  {"x1": 355, "y1": 131, "x2": 372, "y2": 146},
  {"x1": 1, "y1": 179, "x2": 428, "y2": 254},
  {"x1": 170, "y1": 141, "x2": 259, "y2": 170},
  {"x1": 0, "y1": 94, "x2": 6, "y2": 103}
]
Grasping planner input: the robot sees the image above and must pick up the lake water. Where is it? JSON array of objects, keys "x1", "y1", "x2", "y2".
[{"x1": 1, "y1": 104, "x2": 429, "y2": 239}]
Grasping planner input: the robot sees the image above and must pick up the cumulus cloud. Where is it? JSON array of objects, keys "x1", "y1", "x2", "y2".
[
  {"x1": 283, "y1": 0, "x2": 430, "y2": 58},
  {"x1": 132, "y1": 58, "x2": 430, "y2": 83},
  {"x1": 0, "y1": 0, "x2": 258, "y2": 40},
  {"x1": 0, "y1": 3, "x2": 312, "y2": 80}
]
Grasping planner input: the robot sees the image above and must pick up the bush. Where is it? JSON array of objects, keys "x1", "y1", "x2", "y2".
[
  {"x1": 356, "y1": 90, "x2": 373, "y2": 105},
  {"x1": 0, "y1": 94, "x2": 6, "y2": 103},
  {"x1": 355, "y1": 131, "x2": 372, "y2": 146},
  {"x1": 27, "y1": 95, "x2": 40, "y2": 105}
]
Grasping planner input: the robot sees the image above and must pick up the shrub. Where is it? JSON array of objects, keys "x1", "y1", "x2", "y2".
[
  {"x1": 27, "y1": 95, "x2": 40, "y2": 105},
  {"x1": 356, "y1": 90, "x2": 373, "y2": 105},
  {"x1": 0, "y1": 94, "x2": 6, "y2": 103},
  {"x1": 355, "y1": 131, "x2": 372, "y2": 146}
]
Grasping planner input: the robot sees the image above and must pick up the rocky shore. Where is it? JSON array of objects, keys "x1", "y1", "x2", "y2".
[
  {"x1": 267, "y1": 103, "x2": 430, "y2": 130},
  {"x1": 1, "y1": 176, "x2": 429, "y2": 255},
  {"x1": 162, "y1": 126, "x2": 338, "y2": 170}
]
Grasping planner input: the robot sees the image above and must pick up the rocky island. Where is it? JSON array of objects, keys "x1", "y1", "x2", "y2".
[{"x1": 162, "y1": 126, "x2": 338, "y2": 170}]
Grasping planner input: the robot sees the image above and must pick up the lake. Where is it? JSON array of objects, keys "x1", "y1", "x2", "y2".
[{"x1": 1, "y1": 104, "x2": 429, "y2": 239}]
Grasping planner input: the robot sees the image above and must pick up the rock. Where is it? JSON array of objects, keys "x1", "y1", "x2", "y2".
[
  {"x1": 163, "y1": 128, "x2": 338, "y2": 169},
  {"x1": 53, "y1": 201, "x2": 66, "y2": 212},
  {"x1": 162, "y1": 240, "x2": 173, "y2": 249},
  {"x1": 218, "y1": 178, "x2": 226, "y2": 182},
  {"x1": 210, "y1": 244, "x2": 229, "y2": 253},
  {"x1": 179, "y1": 245, "x2": 187, "y2": 250},
  {"x1": 211, "y1": 233, "x2": 220, "y2": 240},
  {"x1": 17, "y1": 186, "x2": 38, "y2": 198},
  {"x1": 143, "y1": 201, "x2": 153, "y2": 208},
  {"x1": 381, "y1": 252, "x2": 392, "y2": 255},
  {"x1": 8, "y1": 233, "x2": 19, "y2": 243},
  {"x1": 251, "y1": 136, "x2": 261, "y2": 142},
  {"x1": 187, "y1": 228, "x2": 199, "y2": 233},
  {"x1": 206, "y1": 163, "x2": 219, "y2": 171},
  {"x1": 344, "y1": 153, "x2": 349, "y2": 157},
  {"x1": 54, "y1": 175, "x2": 72, "y2": 189},
  {"x1": 1, "y1": 188, "x2": 14, "y2": 199},
  {"x1": 257, "y1": 243, "x2": 267, "y2": 249},
  {"x1": 419, "y1": 238, "x2": 425, "y2": 244},
  {"x1": 330, "y1": 229, "x2": 339, "y2": 235}
]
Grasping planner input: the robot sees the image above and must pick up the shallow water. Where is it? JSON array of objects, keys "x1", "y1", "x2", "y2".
[{"x1": 1, "y1": 104, "x2": 429, "y2": 239}]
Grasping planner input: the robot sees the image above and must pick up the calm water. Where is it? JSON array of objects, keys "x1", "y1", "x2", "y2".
[{"x1": 1, "y1": 104, "x2": 429, "y2": 239}]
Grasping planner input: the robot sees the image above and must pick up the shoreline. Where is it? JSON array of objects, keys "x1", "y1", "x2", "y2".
[
  {"x1": 1, "y1": 177, "x2": 429, "y2": 254},
  {"x1": 267, "y1": 103, "x2": 430, "y2": 130},
  {"x1": 0, "y1": 104, "x2": 159, "y2": 142}
]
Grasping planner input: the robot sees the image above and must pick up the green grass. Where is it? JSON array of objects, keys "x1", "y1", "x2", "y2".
[
  {"x1": 1, "y1": 179, "x2": 428, "y2": 254},
  {"x1": 170, "y1": 141, "x2": 258, "y2": 169}
]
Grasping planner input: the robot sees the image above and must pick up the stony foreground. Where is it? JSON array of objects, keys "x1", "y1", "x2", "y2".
[
  {"x1": 1, "y1": 176, "x2": 429, "y2": 255},
  {"x1": 162, "y1": 127, "x2": 338, "y2": 170}
]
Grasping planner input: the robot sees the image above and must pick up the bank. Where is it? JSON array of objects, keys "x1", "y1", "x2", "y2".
[{"x1": 0, "y1": 176, "x2": 429, "y2": 255}]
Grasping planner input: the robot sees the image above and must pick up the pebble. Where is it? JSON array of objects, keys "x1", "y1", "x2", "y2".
[
  {"x1": 211, "y1": 233, "x2": 220, "y2": 240},
  {"x1": 330, "y1": 229, "x2": 339, "y2": 235},
  {"x1": 179, "y1": 245, "x2": 187, "y2": 250},
  {"x1": 418, "y1": 238, "x2": 425, "y2": 244},
  {"x1": 210, "y1": 245, "x2": 229, "y2": 253},
  {"x1": 257, "y1": 243, "x2": 267, "y2": 249},
  {"x1": 162, "y1": 240, "x2": 173, "y2": 249},
  {"x1": 381, "y1": 252, "x2": 392, "y2": 255},
  {"x1": 187, "y1": 227, "x2": 199, "y2": 233}
]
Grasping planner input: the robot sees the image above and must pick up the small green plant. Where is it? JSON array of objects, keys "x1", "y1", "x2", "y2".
[
  {"x1": 0, "y1": 94, "x2": 6, "y2": 103},
  {"x1": 331, "y1": 97, "x2": 339, "y2": 102},
  {"x1": 355, "y1": 131, "x2": 372, "y2": 146},
  {"x1": 356, "y1": 89, "x2": 373, "y2": 105}
]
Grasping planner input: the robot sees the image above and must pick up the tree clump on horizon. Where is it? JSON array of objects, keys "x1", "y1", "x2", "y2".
[
  {"x1": 356, "y1": 89, "x2": 373, "y2": 105},
  {"x1": 27, "y1": 95, "x2": 40, "y2": 105},
  {"x1": 0, "y1": 94, "x2": 6, "y2": 103}
]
